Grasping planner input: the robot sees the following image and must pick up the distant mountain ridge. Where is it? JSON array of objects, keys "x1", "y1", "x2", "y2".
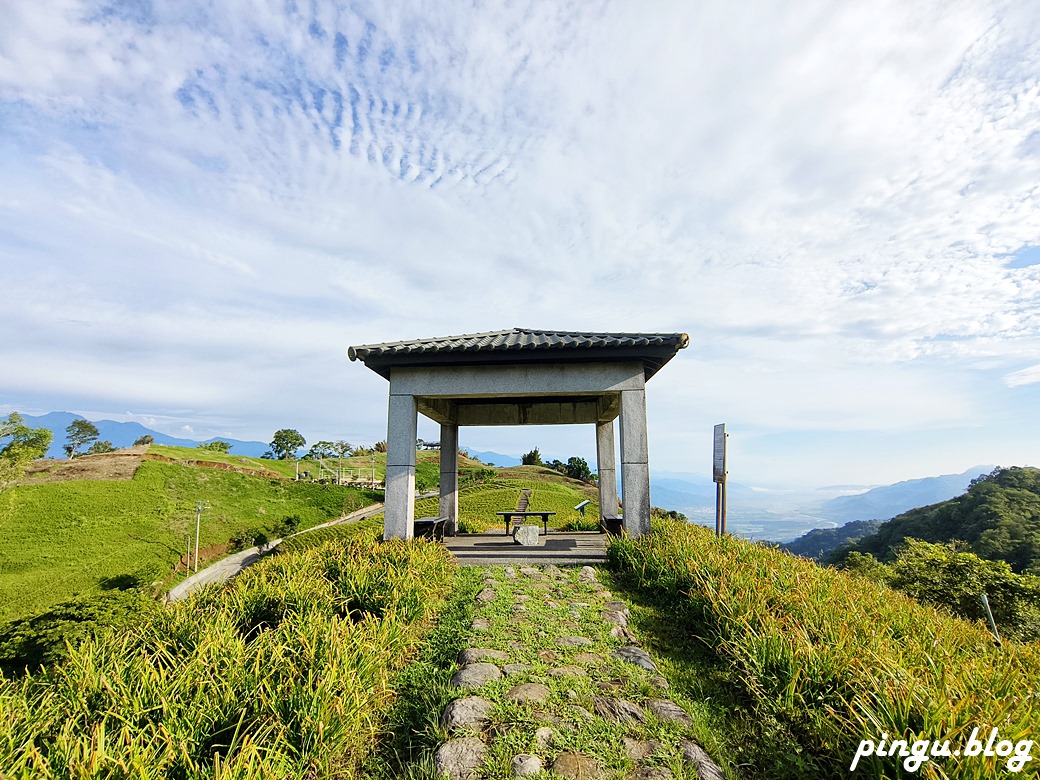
[
  {"x1": 22, "y1": 413, "x2": 270, "y2": 459},
  {"x1": 819, "y1": 466, "x2": 994, "y2": 522}
]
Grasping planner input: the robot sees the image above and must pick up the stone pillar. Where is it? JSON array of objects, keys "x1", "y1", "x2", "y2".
[
  {"x1": 596, "y1": 420, "x2": 618, "y2": 521},
  {"x1": 439, "y1": 422, "x2": 459, "y2": 536},
  {"x1": 384, "y1": 390, "x2": 417, "y2": 540},
  {"x1": 619, "y1": 387, "x2": 651, "y2": 537}
]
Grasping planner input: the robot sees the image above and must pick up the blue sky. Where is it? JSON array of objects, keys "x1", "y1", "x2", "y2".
[{"x1": 2, "y1": 0, "x2": 1039, "y2": 488}]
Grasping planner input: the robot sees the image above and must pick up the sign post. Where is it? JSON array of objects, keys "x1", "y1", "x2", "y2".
[{"x1": 713, "y1": 423, "x2": 727, "y2": 536}]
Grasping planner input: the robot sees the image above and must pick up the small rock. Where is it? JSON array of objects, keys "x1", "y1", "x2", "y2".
[
  {"x1": 512, "y1": 604, "x2": 527, "y2": 613},
  {"x1": 503, "y1": 663, "x2": 530, "y2": 676},
  {"x1": 434, "y1": 737, "x2": 486, "y2": 780},
  {"x1": 627, "y1": 768, "x2": 673, "y2": 780},
  {"x1": 570, "y1": 602, "x2": 590, "y2": 609},
  {"x1": 610, "y1": 625, "x2": 638, "y2": 642},
  {"x1": 598, "y1": 590, "x2": 612, "y2": 600},
  {"x1": 476, "y1": 587, "x2": 496, "y2": 602},
  {"x1": 548, "y1": 665, "x2": 587, "y2": 678},
  {"x1": 441, "y1": 696, "x2": 495, "y2": 732},
  {"x1": 511, "y1": 754, "x2": 542, "y2": 777},
  {"x1": 471, "y1": 617, "x2": 490, "y2": 632},
  {"x1": 591, "y1": 696, "x2": 646, "y2": 724},
  {"x1": 566, "y1": 689, "x2": 578, "y2": 700},
  {"x1": 650, "y1": 675, "x2": 670, "y2": 691},
  {"x1": 555, "y1": 635, "x2": 593, "y2": 647},
  {"x1": 604, "y1": 600, "x2": 629, "y2": 615},
  {"x1": 573, "y1": 652, "x2": 601, "y2": 665},
  {"x1": 543, "y1": 564, "x2": 565, "y2": 578},
  {"x1": 646, "y1": 698, "x2": 692, "y2": 727},
  {"x1": 567, "y1": 705, "x2": 595, "y2": 721},
  {"x1": 519, "y1": 566, "x2": 542, "y2": 578},
  {"x1": 450, "y1": 663, "x2": 502, "y2": 689},
  {"x1": 546, "y1": 600, "x2": 561, "y2": 609},
  {"x1": 622, "y1": 737, "x2": 661, "y2": 762},
  {"x1": 515, "y1": 594, "x2": 531, "y2": 602},
  {"x1": 458, "y1": 648, "x2": 509, "y2": 665},
  {"x1": 612, "y1": 646, "x2": 658, "y2": 672},
  {"x1": 597, "y1": 679, "x2": 624, "y2": 693},
  {"x1": 578, "y1": 566, "x2": 598, "y2": 582},
  {"x1": 504, "y1": 682, "x2": 551, "y2": 703},
  {"x1": 553, "y1": 751, "x2": 602, "y2": 779},
  {"x1": 507, "y1": 640, "x2": 526, "y2": 652},
  {"x1": 537, "y1": 649, "x2": 558, "y2": 663},
  {"x1": 513, "y1": 525, "x2": 540, "y2": 545},
  {"x1": 504, "y1": 566, "x2": 517, "y2": 579},
  {"x1": 679, "y1": 740, "x2": 725, "y2": 780},
  {"x1": 602, "y1": 609, "x2": 628, "y2": 627},
  {"x1": 534, "y1": 726, "x2": 554, "y2": 747}
]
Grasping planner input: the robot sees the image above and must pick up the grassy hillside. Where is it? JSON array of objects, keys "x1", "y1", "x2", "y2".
[
  {"x1": 0, "y1": 535, "x2": 457, "y2": 779},
  {"x1": 413, "y1": 465, "x2": 600, "y2": 532},
  {"x1": 0, "y1": 453, "x2": 381, "y2": 621},
  {"x1": 836, "y1": 466, "x2": 1040, "y2": 574},
  {"x1": 609, "y1": 521, "x2": 1040, "y2": 778}
]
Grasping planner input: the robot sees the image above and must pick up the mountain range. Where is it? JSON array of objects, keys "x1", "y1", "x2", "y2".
[{"x1": 21, "y1": 413, "x2": 271, "y2": 459}]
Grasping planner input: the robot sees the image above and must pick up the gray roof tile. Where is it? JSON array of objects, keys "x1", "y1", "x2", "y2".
[{"x1": 348, "y1": 327, "x2": 688, "y2": 380}]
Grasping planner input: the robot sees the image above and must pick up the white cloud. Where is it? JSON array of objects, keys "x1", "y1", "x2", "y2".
[{"x1": 2, "y1": 0, "x2": 1040, "y2": 483}]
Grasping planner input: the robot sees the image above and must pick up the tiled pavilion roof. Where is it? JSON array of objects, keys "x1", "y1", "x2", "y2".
[{"x1": 348, "y1": 327, "x2": 689, "y2": 380}]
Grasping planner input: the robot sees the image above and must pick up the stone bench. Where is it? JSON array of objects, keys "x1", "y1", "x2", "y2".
[{"x1": 414, "y1": 516, "x2": 448, "y2": 541}]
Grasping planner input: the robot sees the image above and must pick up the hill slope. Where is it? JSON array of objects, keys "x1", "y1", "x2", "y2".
[
  {"x1": 0, "y1": 447, "x2": 383, "y2": 621},
  {"x1": 833, "y1": 466, "x2": 1040, "y2": 574}
]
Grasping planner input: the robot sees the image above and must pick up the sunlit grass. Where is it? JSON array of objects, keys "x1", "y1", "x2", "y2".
[
  {"x1": 608, "y1": 521, "x2": 1040, "y2": 779},
  {"x1": 0, "y1": 535, "x2": 457, "y2": 779}
]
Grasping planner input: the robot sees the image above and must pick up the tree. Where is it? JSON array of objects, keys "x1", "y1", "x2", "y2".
[
  {"x1": 197, "y1": 440, "x2": 232, "y2": 453},
  {"x1": 269, "y1": 429, "x2": 306, "y2": 460},
  {"x1": 889, "y1": 538, "x2": 1040, "y2": 642},
  {"x1": 521, "y1": 447, "x2": 543, "y2": 466},
  {"x1": 0, "y1": 413, "x2": 53, "y2": 490},
  {"x1": 86, "y1": 440, "x2": 116, "y2": 455},
  {"x1": 332, "y1": 440, "x2": 353, "y2": 458},
  {"x1": 308, "y1": 441, "x2": 335, "y2": 459},
  {"x1": 63, "y1": 419, "x2": 99, "y2": 459},
  {"x1": 373, "y1": 440, "x2": 387, "y2": 453},
  {"x1": 564, "y1": 456, "x2": 593, "y2": 482},
  {"x1": 133, "y1": 434, "x2": 154, "y2": 446}
]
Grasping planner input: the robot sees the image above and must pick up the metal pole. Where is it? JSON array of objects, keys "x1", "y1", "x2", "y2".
[
  {"x1": 194, "y1": 501, "x2": 202, "y2": 573},
  {"x1": 721, "y1": 480, "x2": 727, "y2": 535},
  {"x1": 981, "y1": 594, "x2": 1002, "y2": 647},
  {"x1": 715, "y1": 483, "x2": 722, "y2": 536}
]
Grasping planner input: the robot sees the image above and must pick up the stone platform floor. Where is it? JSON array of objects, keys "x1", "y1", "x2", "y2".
[{"x1": 441, "y1": 531, "x2": 608, "y2": 567}]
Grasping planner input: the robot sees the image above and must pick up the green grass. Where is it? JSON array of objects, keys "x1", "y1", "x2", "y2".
[
  {"x1": 0, "y1": 535, "x2": 458, "y2": 779},
  {"x1": 413, "y1": 475, "x2": 600, "y2": 532},
  {"x1": 0, "y1": 461, "x2": 381, "y2": 621},
  {"x1": 277, "y1": 517, "x2": 384, "y2": 554},
  {"x1": 608, "y1": 521, "x2": 1040, "y2": 779}
]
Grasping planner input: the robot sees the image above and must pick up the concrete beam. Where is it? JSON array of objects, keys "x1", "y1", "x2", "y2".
[
  {"x1": 439, "y1": 423, "x2": 459, "y2": 536},
  {"x1": 596, "y1": 420, "x2": 618, "y2": 521},
  {"x1": 390, "y1": 362, "x2": 645, "y2": 398},
  {"x1": 384, "y1": 392, "x2": 417, "y2": 540},
  {"x1": 454, "y1": 399, "x2": 602, "y2": 426},
  {"x1": 619, "y1": 387, "x2": 651, "y2": 537}
]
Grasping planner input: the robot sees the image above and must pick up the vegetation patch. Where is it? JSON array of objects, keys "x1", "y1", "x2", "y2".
[
  {"x1": 0, "y1": 535, "x2": 457, "y2": 779},
  {"x1": 0, "y1": 460, "x2": 381, "y2": 621},
  {"x1": 608, "y1": 521, "x2": 1040, "y2": 779}
]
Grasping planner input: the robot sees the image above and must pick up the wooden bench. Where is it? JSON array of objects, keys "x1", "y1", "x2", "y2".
[{"x1": 414, "y1": 516, "x2": 448, "y2": 541}]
